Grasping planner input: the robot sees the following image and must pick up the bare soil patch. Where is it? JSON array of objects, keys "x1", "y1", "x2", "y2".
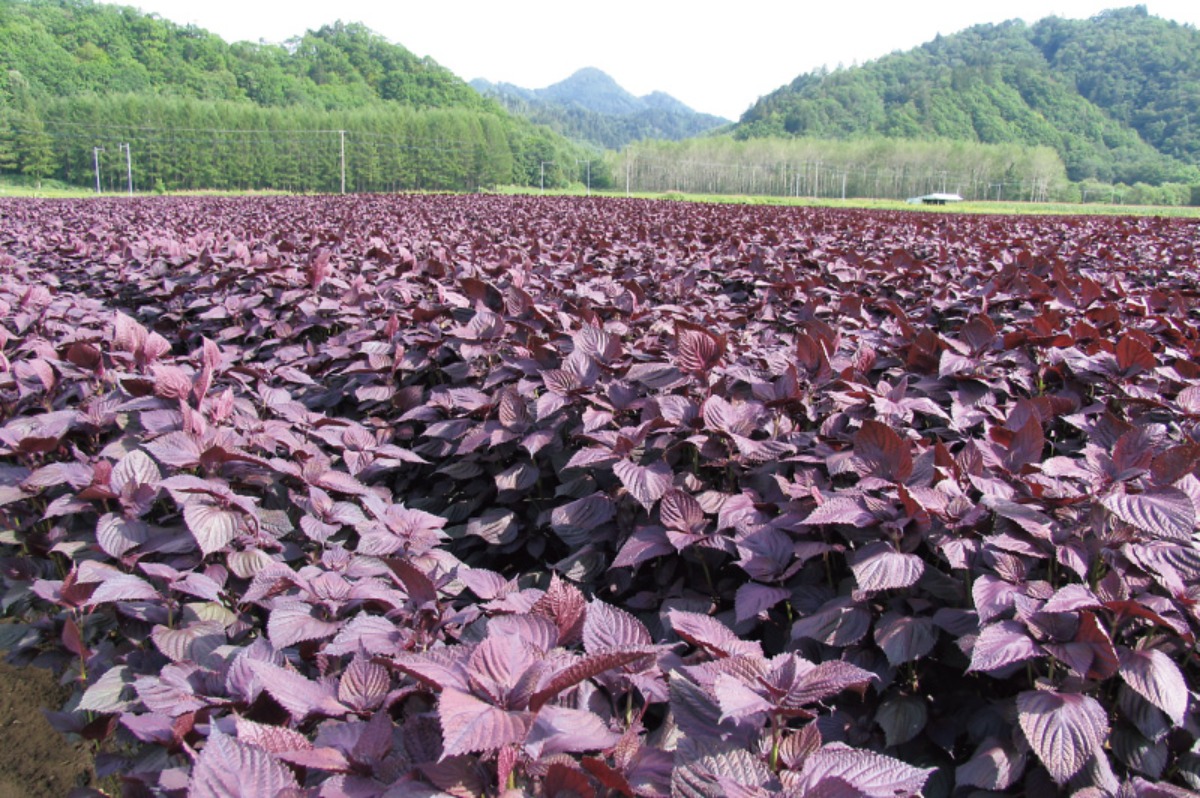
[{"x1": 0, "y1": 659, "x2": 93, "y2": 798}]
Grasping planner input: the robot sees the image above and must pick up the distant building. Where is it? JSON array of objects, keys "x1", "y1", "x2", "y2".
[{"x1": 906, "y1": 193, "x2": 964, "y2": 205}]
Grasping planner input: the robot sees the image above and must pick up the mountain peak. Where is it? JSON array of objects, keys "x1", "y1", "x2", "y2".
[{"x1": 540, "y1": 67, "x2": 643, "y2": 115}]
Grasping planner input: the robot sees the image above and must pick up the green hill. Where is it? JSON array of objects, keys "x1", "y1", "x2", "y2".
[
  {"x1": 0, "y1": 0, "x2": 605, "y2": 191},
  {"x1": 471, "y1": 68, "x2": 730, "y2": 150},
  {"x1": 735, "y1": 6, "x2": 1200, "y2": 186}
]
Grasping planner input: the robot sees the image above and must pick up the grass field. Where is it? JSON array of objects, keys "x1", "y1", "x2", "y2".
[
  {"x1": 497, "y1": 184, "x2": 1200, "y2": 217},
  {"x1": 4, "y1": 176, "x2": 1199, "y2": 217}
]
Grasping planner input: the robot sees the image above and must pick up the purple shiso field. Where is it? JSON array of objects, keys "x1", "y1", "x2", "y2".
[{"x1": 0, "y1": 194, "x2": 1198, "y2": 797}]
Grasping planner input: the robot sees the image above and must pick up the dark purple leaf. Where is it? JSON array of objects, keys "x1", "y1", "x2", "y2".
[
  {"x1": 528, "y1": 574, "x2": 588, "y2": 647},
  {"x1": 956, "y1": 737, "x2": 1027, "y2": 790},
  {"x1": 612, "y1": 525, "x2": 673, "y2": 569},
  {"x1": 875, "y1": 695, "x2": 928, "y2": 747},
  {"x1": 551, "y1": 493, "x2": 615, "y2": 545},
  {"x1": 874, "y1": 613, "x2": 937, "y2": 666},
  {"x1": 660, "y1": 490, "x2": 706, "y2": 533},
  {"x1": 854, "y1": 421, "x2": 913, "y2": 482},
  {"x1": 791, "y1": 599, "x2": 871, "y2": 647},
  {"x1": 1118, "y1": 648, "x2": 1188, "y2": 725},
  {"x1": 734, "y1": 583, "x2": 791, "y2": 624}
]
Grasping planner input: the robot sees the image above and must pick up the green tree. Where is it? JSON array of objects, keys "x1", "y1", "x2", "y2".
[{"x1": 15, "y1": 112, "x2": 53, "y2": 186}]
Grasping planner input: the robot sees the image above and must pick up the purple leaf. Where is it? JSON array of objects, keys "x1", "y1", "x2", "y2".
[
  {"x1": 338, "y1": 652, "x2": 391, "y2": 712},
  {"x1": 466, "y1": 636, "x2": 539, "y2": 706},
  {"x1": 734, "y1": 583, "x2": 791, "y2": 624},
  {"x1": 799, "y1": 497, "x2": 875, "y2": 527},
  {"x1": 486, "y1": 614, "x2": 559, "y2": 653},
  {"x1": 612, "y1": 524, "x2": 674, "y2": 569},
  {"x1": 660, "y1": 490, "x2": 706, "y2": 533},
  {"x1": 550, "y1": 493, "x2": 615, "y2": 545},
  {"x1": 82, "y1": 573, "x2": 159, "y2": 606},
  {"x1": 267, "y1": 600, "x2": 342, "y2": 649},
  {"x1": 713, "y1": 673, "x2": 774, "y2": 722},
  {"x1": 874, "y1": 614, "x2": 938, "y2": 666},
  {"x1": 144, "y1": 431, "x2": 204, "y2": 469},
  {"x1": 438, "y1": 687, "x2": 531, "y2": 757},
  {"x1": 189, "y1": 729, "x2": 301, "y2": 798},
  {"x1": 783, "y1": 659, "x2": 876, "y2": 709},
  {"x1": 968, "y1": 620, "x2": 1042, "y2": 673},
  {"x1": 529, "y1": 649, "x2": 655, "y2": 712},
  {"x1": 235, "y1": 716, "x2": 313, "y2": 754},
  {"x1": 1016, "y1": 689, "x2": 1108, "y2": 784},
  {"x1": 669, "y1": 610, "x2": 763, "y2": 658},
  {"x1": 151, "y1": 621, "x2": 225, "y2": 663},
  {"x1": 794, "y1": 745, "x2": 933, "y2": 797},
  {"x1": 182, "y1": 501, "x2": 241, "y2": 555},
  {"x1": 875, "y1": 695, "x2": 928, "y2": 747},
  {"x1": 1102, "y1": 486, "x2": 1196, "y2": 542},
  {"x1": 326, "y1": 614, "x2": 407, "y2": 657},
  {"x1": 849, "y1": 542, "x2": 924, "y2": 591},
  {"x1": 613, "y1": 459, "x2": 673, "y2": 512},
  {"x1": 790, "y1": 599, "x2": 871, "y2": 647},
  {"x1": 246, "y1": 660, "x2": 346, "y2": 721},
  {"x1": 584, "y1": 599, "x2": 651, "y2": 651},
  {"x1": 78, "y1": 665, "x2": 135, "y2": 713},
  {"x1": 111, "y1": 449, "x2": 161, "y2": 492},
  {"x1": 854, "y1": 421, "x2": 913, "y2": 482},
  {"x1": 386, "y1": 649, "x2": 470, "y2": 693},
  {"x1": 956, "y1": 737, "x2": 1027, "y2": 790},
  {"x1": 1118, "y1": 648, "x2": 1188, "y2": 725},
  {"x1": 1043, "y1": 584, "x2": 1103, "y2": 614},
  {"x1": 464, "y1": 508, "x2": 518, "y2": 544},
  {"x1": 524, "y1": 704, "x2": 622, "y2": 758},
  {"x1": 675, "y1": 320, "x2": 725, "y2": 375}
]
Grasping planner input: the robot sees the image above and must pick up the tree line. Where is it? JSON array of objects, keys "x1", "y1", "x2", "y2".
[
  {"x1": 1, "y1": 92, "x2": 612, "y2": 193},
  {"x1": 611, "y1": 137, "x2": 1070, "y2": 201}
]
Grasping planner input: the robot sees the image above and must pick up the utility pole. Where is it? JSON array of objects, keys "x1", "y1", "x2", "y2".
[
  {"x1": 625, "y1": 156, "x2": 631, "y2": 197},
  {"x1": 339, "y1": 130, "x2": 346, "y2": 194},
  {"x1": 92, "y1": 147, "x2": 104, "y2": 195},
  {"x1": 540, "y1": 161, "x2": 554, "y2": 194},
  {"x1": 119, "y1": 143, "x2": 132, "y2": 196}
]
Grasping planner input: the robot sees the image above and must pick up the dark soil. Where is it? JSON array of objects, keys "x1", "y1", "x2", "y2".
[{"x1": 0, "y1": 659, "x2": 94, "y2": 798}]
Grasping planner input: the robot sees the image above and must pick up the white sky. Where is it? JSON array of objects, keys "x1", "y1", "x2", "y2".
[{"x1": 116, "y1": 1, "x2": 1200, "y2": 120}]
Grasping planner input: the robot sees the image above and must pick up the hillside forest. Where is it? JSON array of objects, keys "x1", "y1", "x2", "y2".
[{"x1": 0, "y1": 0, "x2": 1198, "y2": 204}]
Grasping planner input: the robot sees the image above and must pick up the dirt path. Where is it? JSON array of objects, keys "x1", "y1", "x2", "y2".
[{"x1": 0, "y1": 659, "x2": 94, "y2": 798}]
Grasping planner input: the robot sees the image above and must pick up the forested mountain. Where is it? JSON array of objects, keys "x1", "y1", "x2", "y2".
[
  {"x1": 472, "y1": 68, "x2": 729, "y2": 150},
  {"x1": 0, "y1": 0, "x2": 606, "y2": 191},
  {"x1": 736, "y1": 6, "x2": 1200, "y2": 186}
]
